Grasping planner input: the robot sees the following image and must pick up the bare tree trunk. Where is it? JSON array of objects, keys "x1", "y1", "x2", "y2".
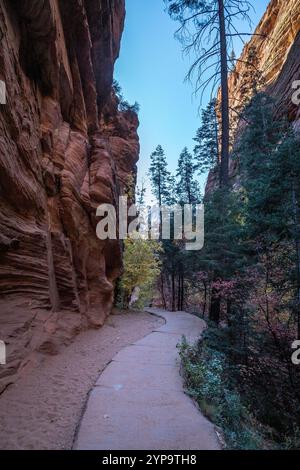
[
  {"x1": 180, "y1": 274, "x2": 184, "y2": 311},
  {"x1": 209, "y1": 288, "x2": 221, "y2": 324},
  {"x1": 160, "y1": 273, "x2": 167, "y2": 310},
  {"x1": 171, "y1": 272, "x2": 176, "y2": 311},
  {"x1": 177, "y1": 272, "x2": 184, "y2": 311},
  {"x1": 177, "y1": 274, "x2": 181, "y2": 311},
  {"x1": 227, "y1": 299, "x2": 232, "y2": 317},
  {"x1": 202, "y1": 280, "x2": 207, "y2": 317},
  {"x1": 218, "y1": 0, "x2": 230, "y2": 187},
  {"x1": 242, "y1": 310, "x2": 249, "y2": 367}
]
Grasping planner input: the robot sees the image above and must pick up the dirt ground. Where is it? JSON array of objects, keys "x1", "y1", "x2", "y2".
[{"x1": 0, "y1": 310, "x2": 163, "y2": 450}]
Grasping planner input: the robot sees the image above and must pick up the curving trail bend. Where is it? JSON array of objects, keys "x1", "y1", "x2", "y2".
[{"x1": 74, "y1": 308, "x2": 221, "y2": 450}]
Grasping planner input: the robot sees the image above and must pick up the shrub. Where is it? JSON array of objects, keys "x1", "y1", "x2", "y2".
[
  {"x1": 120, "y1": 239, "x2": 162, "y2": 310},
  {"x1": 112, "y1": 80, "x2": 140, "y2": 114},
  {"x1": 178, "y1": 335, "x2": 264, "y2": 449},
  {"x1": 119, "y1": 100, "x2": 140, "y2": 114}
]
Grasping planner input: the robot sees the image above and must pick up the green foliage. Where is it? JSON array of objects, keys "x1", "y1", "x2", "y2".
[
  {"x1": 284, "y1": 427, "x2": 300, "y2": 450},
  {"x1": 136, "y1": 179, "x2": 147, "y2": 206},
  {"x1": 148, "y1": 143, "x2": 202, "y2": 311},
  {"x1": 167, "y1": 0, "x2": 203, "y2": 16},
  {"x1": 112, "y1": 79, "x2": 122, "y2": 96},
  {"x1": 181, "y1": 93, "x2": 300, "y2": 448},
  {"x1": 199, "y1": 188, "x2": 247, "y2": 280},
  {"x1": 124, "y1": 173, "x2": 136, "y2": 201},
  {"x1": 120, "y1": 239, "x2": 162, "y2": 309},
  {"x1": 119, "y1": 101, "x2": 140, "y2": 114},
  {"x1": 178, "y1": 335, "x2": 264, "y2": 449},
  {"x1": 176, "y1": 147, "x2": 201, "y2": 204},
  {"x1": 148, "y1": 145, "x2": 174, "y2": 206},
  {"x1": 113, "y1": 80, "x2": 140, "y2": 114},
  {"x1": 238, "y1": 93, "x2": 300, "y2": 246},
  {"x1": 194, "y1": 99, "x2": 219, "y2": 175}
]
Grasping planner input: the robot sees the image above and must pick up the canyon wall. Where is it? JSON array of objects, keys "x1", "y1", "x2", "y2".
[
  {"x1": 0, "y1": 0, "x2": 139, "y2": 392},
  {"x1": 207, "y1": 0, "x2": 300, "y2": 191}
]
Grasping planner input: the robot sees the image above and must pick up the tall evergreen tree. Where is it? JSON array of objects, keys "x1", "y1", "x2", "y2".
[
  {"x1": 238, "y1": 93, "x2": 300, "y2": 338},
  {"x1": 136, "y1": 178, "x2": 147, "y2": 206},
  {"x1": 176, "y1": 147, "x2": 201, "y2": 204},
  {"x1": 166, "y1": 0, "x2": 254, "y2": 187},
  {"x1": 201, "y1": 188, "x2": 245, "y2": 323},
  {"x1": 148, "y1": 145, "x2": 173, "y2": 207},
  {"x1": 148, "y1": 145, "x2": 174, "y2": 304},
  {"x1": 194, "y1": 99, "x2": 219, "y2": 176}
]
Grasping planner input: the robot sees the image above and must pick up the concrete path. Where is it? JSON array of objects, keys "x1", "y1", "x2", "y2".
[{"x1": 74, "y1": 309, "x2": 221, "y2": 450}]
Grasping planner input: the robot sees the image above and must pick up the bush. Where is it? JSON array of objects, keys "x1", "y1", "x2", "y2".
[
  {"x1": 178, "y1": 335, "x2": 264, "y2": 449},
  {"x1": 112, "y1": 80, "x2": 140, "y2": 114},
  {"x1": 119, "y1": 239, "x2": 162, "y2": 310},
  {"x1": 119, "y1": 100, "x2": 140, "y2": 114}
]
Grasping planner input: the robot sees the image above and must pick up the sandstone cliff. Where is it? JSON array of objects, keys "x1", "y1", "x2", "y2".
[
  {"x1": 0, "y1": 0, "x2": 139, "y2": 392},
  {"x1": 206, "y1": 0, "x2": 300, "y2": 191}
]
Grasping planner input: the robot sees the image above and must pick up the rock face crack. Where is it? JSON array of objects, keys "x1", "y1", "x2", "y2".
[{"x1": 0, "y1": 0, "x2": 139, "y2": 392}]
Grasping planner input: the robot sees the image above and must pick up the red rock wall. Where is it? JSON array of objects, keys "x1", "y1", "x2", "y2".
[
  {"x1": 0, "y1": 0, "x2": 139, "y2": 390},
  {"x1": 229, "y1": 0, "x2": 300, "y2": 120},
  {"x1": 206, "y1": 0, "x2": 300, "y2": 192}
]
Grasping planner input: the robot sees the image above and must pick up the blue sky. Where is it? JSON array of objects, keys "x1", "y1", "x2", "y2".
[{"x1": 115, "y1": 0, "x2": 270, "y2": 202}]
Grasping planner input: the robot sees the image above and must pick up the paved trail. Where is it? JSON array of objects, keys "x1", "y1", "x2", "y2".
[{"x1": 74, "y1": 309, "x2": 221, "y2": 450}]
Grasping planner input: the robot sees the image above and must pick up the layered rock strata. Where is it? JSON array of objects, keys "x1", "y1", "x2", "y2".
[{"x1": 0, "y1": 0, "x2": 139, "y2": 391}]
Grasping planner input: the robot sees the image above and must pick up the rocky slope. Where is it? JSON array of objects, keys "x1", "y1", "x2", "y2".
[
  {"x1": 207, "y1": 0, "x2": 300, "y2": 191},
  {"x1": 0, "y1": 0, "x2": 139, "y2": 392}
]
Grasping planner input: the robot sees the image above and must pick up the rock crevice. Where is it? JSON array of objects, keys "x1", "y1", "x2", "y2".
[{"x1": 0, "y1": 0, "x2": 139, "y2": 391}]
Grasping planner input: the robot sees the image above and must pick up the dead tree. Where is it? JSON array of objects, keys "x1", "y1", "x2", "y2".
[{"x1": 166, "y1": 0, "x2": 256, "y2": 187}]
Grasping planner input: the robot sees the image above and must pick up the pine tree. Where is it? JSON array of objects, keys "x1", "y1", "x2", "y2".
[
  {"x1": 136, "y1": 178, "x2": 147, "y2": 206},
  {"x1": 239, "y1": 93, "x2": 300, "y2": 338},
  {"x1": 166, "y1": 0, "x2": 255, "y2": 187},
  {"x1": 176, "y1": 147, "x2": 201, "y2": 204},
  {"x1": 194, "y1": 99, "x2": 219, "y2": 176},
  {"x1": 148, "y1": 145, "x2": 173, "y2": 207},
  {"x1": 148, "y1": 145, "x2": 175, "y2": 304},
  {"x1": 200, "y1": 188, "x2": 246, "y2": 323},
  {"x1": 229, "y1": 49, "x2": 236, "y2": 69}
]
